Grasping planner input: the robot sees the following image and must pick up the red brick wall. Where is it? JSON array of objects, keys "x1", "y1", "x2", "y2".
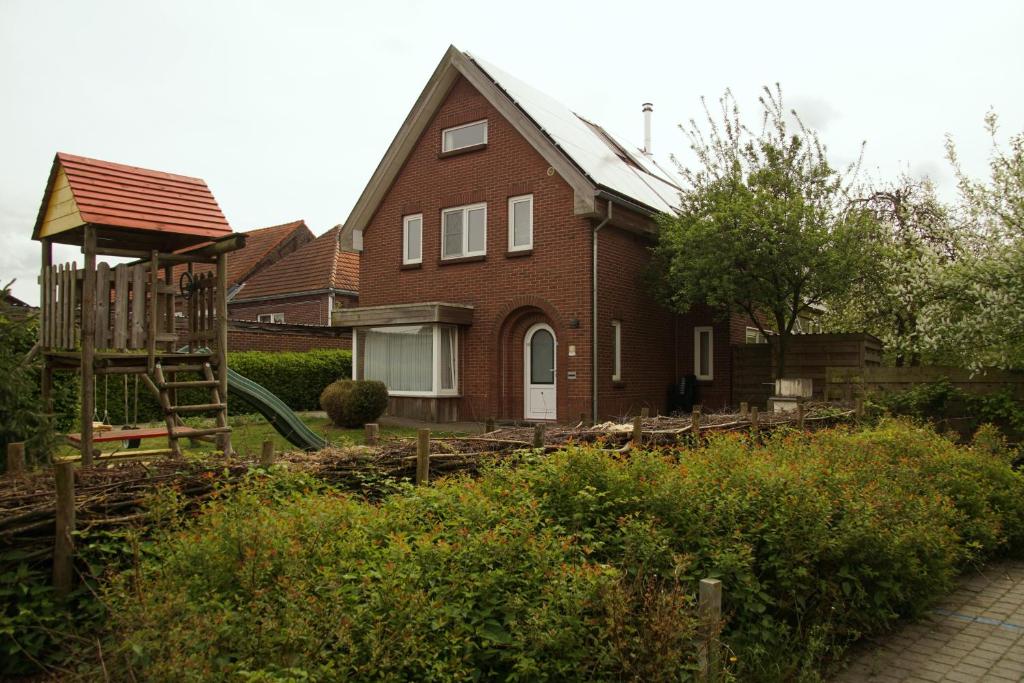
[
  {"x1": 229, "y1": 293, "x2": 356, "y2": 326},
  {"x1": 228, "y1": 328, "x2": 351, "y2": 353},
  {"x1": 360, "y1": 76, "x2": 594, "y2": 422}
]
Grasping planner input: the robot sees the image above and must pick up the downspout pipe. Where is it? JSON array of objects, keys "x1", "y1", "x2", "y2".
[{"x1": 591, "y1": 201, "x2": 612, "y2": 422}]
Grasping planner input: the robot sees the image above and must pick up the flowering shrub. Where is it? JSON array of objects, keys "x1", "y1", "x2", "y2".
[{"x1": 93, "y1": 421, "x2": 1024, "y2": 681}]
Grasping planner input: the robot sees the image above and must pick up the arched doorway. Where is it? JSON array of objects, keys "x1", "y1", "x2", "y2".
[{"x1": 524, "y1": 323, "x2": 556, "y2": 420}]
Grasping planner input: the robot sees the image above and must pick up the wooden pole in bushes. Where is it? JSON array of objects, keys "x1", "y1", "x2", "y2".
[
  {"x1": 699, "y1": 578, "x2": 723, "y2": 682},
  {"x1": 796, "y1": 401, "x2": 805, "y2": 430},
  {"x1": 485, "y1": 417, "x2": 495, "y2": 433},
  {"x1": 416, "y1": 429, "x2": 430, "y2": 485},
  {"x1": 739, "y1": 402, "x2": 748, "y2": 419},
  {"x1": 259, "y1": 440, "x2": 275, "y2": 467},
  {"x1": 365, "y1": 423, "x2": 379, "y2": 446},
  {"x1": 53, "y1": 461, "x2": 75, "y2": 596},
  {"x1": 692, "y1": 407, "x2": 702, "y2": 440},
  {"x1": 632, "y1": 415, "x2": 643, "y2": 445},
  {"x1": 533, "y1": 423, "x2": 545, "y2": 448},
  {"x1": 750, "y1": 406, "x2": 760, "y2": 438},
  {"x1": 6, "y1": 442, "x2": 25, "y2": 476}
]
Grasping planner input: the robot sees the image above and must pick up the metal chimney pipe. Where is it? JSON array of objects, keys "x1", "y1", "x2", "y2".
[{"x1": 642, "y1": 102, "x2": 653, "y2": 156}]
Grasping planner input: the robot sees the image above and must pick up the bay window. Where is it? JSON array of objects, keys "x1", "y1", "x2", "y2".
[{"x1": 360, "y1": 324, "x2": 458, "y2": 396}]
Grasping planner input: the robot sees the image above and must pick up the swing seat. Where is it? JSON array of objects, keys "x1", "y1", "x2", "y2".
[{"x1": 65, "y1": 426, "x2": 204, "y2": 444}]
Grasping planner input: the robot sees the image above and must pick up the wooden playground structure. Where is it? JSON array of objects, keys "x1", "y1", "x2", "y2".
[{"x1": 32, "y1": 153, "x2": 246, "y2": 465}]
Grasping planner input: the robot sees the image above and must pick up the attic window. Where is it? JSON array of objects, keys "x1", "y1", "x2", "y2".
[{"x1": 442, "y1": 120, "x2": 488, "y2": 153}]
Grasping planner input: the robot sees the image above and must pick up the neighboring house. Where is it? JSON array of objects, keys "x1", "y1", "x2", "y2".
[
  {"x1": 230, "y1": 225, "x2": 359, "y2": 326},
  {"x1": 173, "y1": 219, "x2": 314, "y2": 296},
  {"x1": 334, "y1": 46, "x2": 759, "y2": 423}
]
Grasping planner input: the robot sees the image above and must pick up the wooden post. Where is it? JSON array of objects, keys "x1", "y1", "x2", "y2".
[
  {"x1": 632, "y1": 415, "x2": 643, "y2": 445},
  {"x1": 692, "y1": 406, "x2": 702, "y2": 440},
  {"x1": 53, "y1": 461, "x2": 75, "y2": 597},
  {"x1": 855, "y1": 397, "x2": 864, "y2": 420},
  {"x1": 750, "y1": 406, "x2": 760, "y2": 437},
  {"x1": 364, "y1": 423, "x2": 379, "y2": 446},
  {"x1": 739, "y1": 401, "x2": 748, "y2": 419},
  {"x1": 640, "y1": 406, "x2": 650, "y2": 418},
  {"x1": 40, "y1": 241, "x2": 53, "y2": 416},
  {"x1": 80, "y1": 226, "x2": 97, "y2": 467},
  {"x1": 484, "y1": 417, "x2": 495, "y2": 433},
  {"x1": 215, "y1": 254, "x2": 232, "y2": 456},
  {"x1": 796, "y1": 401, "x2": 805, "y2": 430},
  {"x1": 259, "y1": 440, "x2": 275, "y2": 467},
  {"x1": 416, "y1": 429, "x2": 430, "y2": 485},
  {"x1": 533, "y1": 423, "x2": 545, "y2": 448},
  {"x1": 699, "y1": 578, "x2": 723, "y2": 682},
  {"x1": 6, "y1": 442, "x2": 25, "y2": 475},
  {"x1": 579, "y1": 412, "x2": 588, "y2": 428}
]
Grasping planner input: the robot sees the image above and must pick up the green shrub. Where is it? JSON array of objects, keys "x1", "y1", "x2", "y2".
[
  {"x1": 320, "y1": 379, "x2": 388, "y2": 427},
  {"x1": 88, "y1": 421, "x2": 1024, "y2": 681}
]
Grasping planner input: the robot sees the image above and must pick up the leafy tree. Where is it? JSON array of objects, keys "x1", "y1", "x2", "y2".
[
  {"x1": 0, "y1": 283, "x2": 58, "y2": 467},
  {"x1": 825, "y1": 176, "x2": 961, "y2": 366},
  {"x1": 934, "y1": 112, "x2": 1024, "y2": 370},
  {"x1": 651, "y1": 86, "x2": 880, "y2": 378}
]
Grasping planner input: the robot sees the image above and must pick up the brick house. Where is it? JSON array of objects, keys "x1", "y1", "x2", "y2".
[
  {"x1": 335, "y1": 46, "x2": 758, "y2": 422},
  {"x1": 230, "y1": 225, "x2": 359, "y2": 326}
]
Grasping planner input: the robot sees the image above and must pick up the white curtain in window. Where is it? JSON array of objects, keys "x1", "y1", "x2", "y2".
[
  {"x1": 439, "y1": 326, "x2": 456, "y2": 391},
  {"x1": 363, "y1": 325, "x2": 433, "y2": 392}
]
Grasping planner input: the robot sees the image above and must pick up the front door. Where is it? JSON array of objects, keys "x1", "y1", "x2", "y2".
[{"x1": 524, "y1": 323, "x2": 556, "y2": 421}]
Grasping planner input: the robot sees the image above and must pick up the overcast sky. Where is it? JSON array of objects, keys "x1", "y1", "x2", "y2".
[{"x1": 2, "y1": 0, "x2": 1022, "y2": 305}]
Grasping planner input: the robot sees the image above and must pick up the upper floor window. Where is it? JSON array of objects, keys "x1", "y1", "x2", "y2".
[
  {"x1": 442, "y1": 120, "x2": 488, "y2": 153},
  {"x1": 694, "y1": 326, "x2": 713, "y2": 380},
  {"x1": 508, "y1": 194, "x2": 533, "y2": 251},
  {"x1": 257, "y1": 312, "x2": 284, "y2": 324},
  {"x1": 442, "y1": 203, "x2": 487, "y2": 259},
  {"x1": 403, "y1": 214, "x2": 422, "y2": 265}
]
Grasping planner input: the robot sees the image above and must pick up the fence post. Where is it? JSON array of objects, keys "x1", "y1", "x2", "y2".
[
  {"x1": 692, "y1": 406, "x2": 702, "y2": 441},
  {"x1": 533, "y1": 423, "x2": 545, "y2": 448},
  {"x1": 699, "y1": 578, "x2": 723, "y2": 682},
  {"x1": 485, "y1": 417, "x2": 495, "y2": 433},
  {"x1": 6, "y1": 442, "x2": 25, "y2": 476},
  {"x1": 632, "y1": 415, "x2": 643, "y2": 445},
  {"x1": 416, "y1": 429, "x2": 430, "y2": 485},
  {"x1": 739, "y1": 402, "x2": 748, "y2": 419},
  {"x1": 750, "y1": 406, "x2": 760, "y2": 438},
  {"x1": 796, "y1": 401, "x2": 805, "y2": 430},
  {"x1": 855, "y1": 398, "x2": 864, "y2": 421},
  {"x1": 53, "y1": 461, "x2": 76, "y2": 597},
  {"x1": 640, "y1": 406, "x2": 650, "y2": 418},
  {"x1": 259, "y1": 440, "x2": 275, "y2": 467},
  {"x1": 364, "y1": 423, "x2": 379, "y2": 446}
]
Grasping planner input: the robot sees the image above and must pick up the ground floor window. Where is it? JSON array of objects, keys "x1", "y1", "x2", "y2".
[
  {"x1": 359, "y1": 324, "x2": 458, "y2": 396},
  {"x1": 745, "y1": 326, "x2": 767, "y2": 344},
  {"x1": 694, "y1": 326, "x2": 713, "y2": 380}
]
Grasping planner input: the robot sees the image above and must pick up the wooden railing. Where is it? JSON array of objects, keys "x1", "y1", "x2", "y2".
[{"x1": 39, "y1": 260, "x2": 217, "y2": 353}]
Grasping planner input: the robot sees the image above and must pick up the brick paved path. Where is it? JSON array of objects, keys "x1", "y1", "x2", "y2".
[{"x1": 832, "y1": 561, "x2": 1024, "y2": 682}]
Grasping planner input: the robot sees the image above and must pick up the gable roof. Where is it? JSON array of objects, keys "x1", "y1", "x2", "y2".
[
  {"x1": 233, "y1": 225, "x2": 359, "y2": 301},
  {"x1": 33, "y1": 152, "x2": 232, "y2": 249},
  {"x1": 173, "y1": 219, "x2": 314, "y2": 290},
  {"x1": 340, "y1": 46, "x2": 681, "y2": 244}
]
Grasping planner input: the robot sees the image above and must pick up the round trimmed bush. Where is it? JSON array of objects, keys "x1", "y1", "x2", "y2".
[{"x1": 320, "y1": 379, "x2": 388, "y2": 427}]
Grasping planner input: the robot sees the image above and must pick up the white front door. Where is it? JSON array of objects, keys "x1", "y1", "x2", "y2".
[{"x1": 524, "y1": 323, "x2": 556, "y2": 421}]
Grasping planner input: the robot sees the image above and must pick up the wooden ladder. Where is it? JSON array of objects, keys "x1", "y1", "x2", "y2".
[{"x1": 146, "y1": 361, "x2": 230, "y2": 456}]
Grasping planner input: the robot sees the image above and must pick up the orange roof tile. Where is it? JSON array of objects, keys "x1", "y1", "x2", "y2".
[
  {"x1": 173, "y1": 220, "x2": 313, "y2": 288},
  {"x1": 234, "y1": 225, "x2": 359, "y2": 300},
  {"x1": 33, "y1": 152, "x2": 232, "y2": 243}
]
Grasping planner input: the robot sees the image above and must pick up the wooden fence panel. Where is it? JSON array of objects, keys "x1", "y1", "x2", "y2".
[
  {"x1": 130, "y1": 264, "x2": 146, "y2": 349},
  {"x1": 113, "y1": 265, "x2": 129, "y2": 349},
  {"x1": 827, "y1": 366, "x2": 1024, "y2": 400},
  {"x1": 95, "y1": 262, "x2": 111, "y2": 349}
]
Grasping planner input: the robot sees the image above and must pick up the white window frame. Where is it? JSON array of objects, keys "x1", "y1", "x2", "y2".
[
  {"x1": 441, "y1": 202, "x2": 487, "y2": 260},
  {"x1": 745, "y1": 326, "x2": 767, "y2": 344},
  {"x1": 507, "y1": 194, "x2": 533, "y2": 251},
  {"x1": 694, "y1": 326, "x2": 714, "y2": 381},
  {"x1": 441, "y1": 119, "x2": 488, "y2": 153},
  {"x1": 611, "y1": 320, "x2": 622, "y2": 382},
  {"x1": 359, "y1": 324, "x2": 459, "y2": 398},
  {"x1": 257, "y1": 312, "x2": 284, "y2": 324},
  {"x1": 402, "y1": 213, "x2": 423, "y2": 265}
]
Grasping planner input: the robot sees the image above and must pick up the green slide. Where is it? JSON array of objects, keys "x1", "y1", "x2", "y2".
[{"x1": 226, "y1": 367, "x2": 328, "y2": 451}]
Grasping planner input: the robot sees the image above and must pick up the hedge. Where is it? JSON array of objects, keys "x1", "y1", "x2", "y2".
[
  {"x1": 91, "y1": 421, "x2": 1024, "y2": 681},
  {"x1": 62, "y1": 349, "x2": 351, "y2": 426}
]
